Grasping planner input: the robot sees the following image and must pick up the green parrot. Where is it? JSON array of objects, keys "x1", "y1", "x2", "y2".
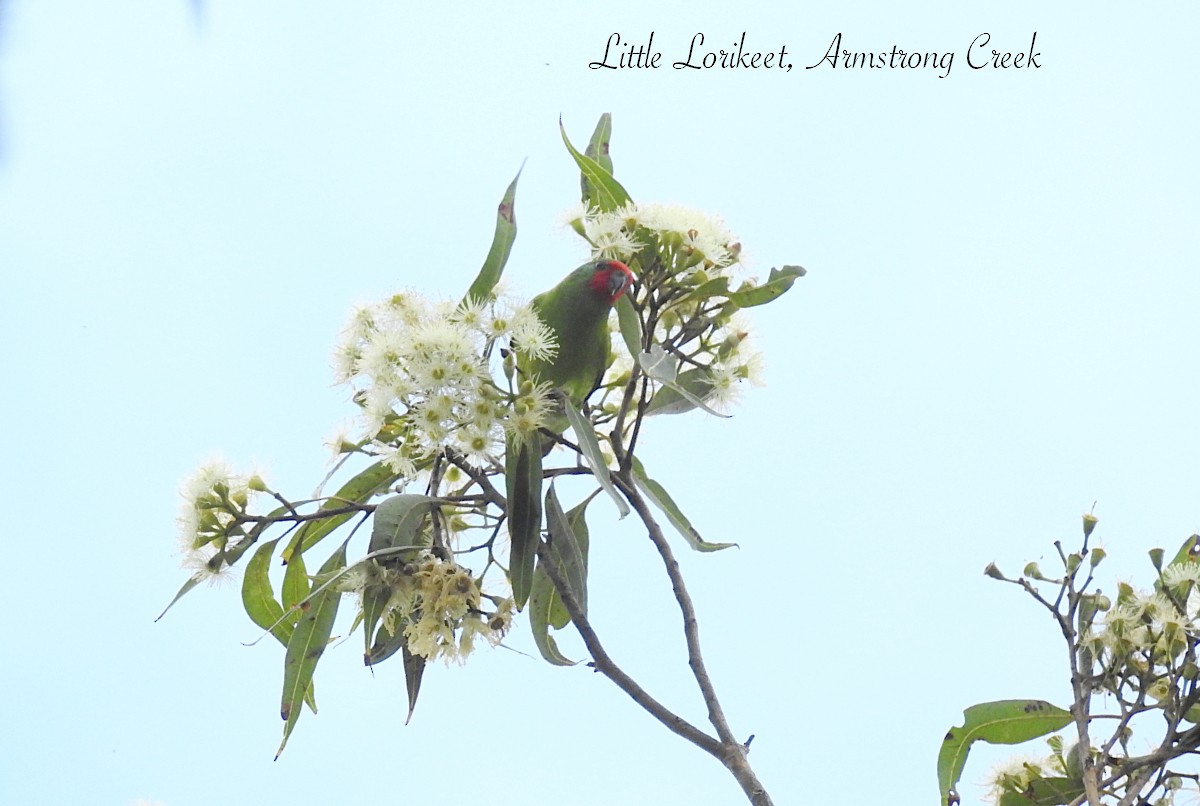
[
  {"x1": 506, "y1": 258, "x2": 634, "y2": 610},
  {"x1": 524, "y1": 258, "x2": 636, "y2": 406}
]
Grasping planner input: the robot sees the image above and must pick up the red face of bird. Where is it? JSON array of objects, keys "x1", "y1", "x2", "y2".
[{"x1": 588, "y1": 260, "x2": 635, "y2": 305}]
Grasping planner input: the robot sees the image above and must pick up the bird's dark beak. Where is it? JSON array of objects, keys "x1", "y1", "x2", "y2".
[{"x1": 608, "y1": 270, "x2": 631, "y2": 298}]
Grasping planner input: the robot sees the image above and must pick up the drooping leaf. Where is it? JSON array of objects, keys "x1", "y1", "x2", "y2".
[
  {"x1": 154, "y1": 575, "x2": 202, "y2": 622},
  {"x1": 637, "y1": 346, "x2": 729, "y2": 419},
  {"x1": 561, "y1": 401, "x2": 629, "y2": 518},
  {"x1": 539, "y1": 490, "x2": 596, "y2": 629},
  {"x1": 281, "y1": 549, "x2": 310, "y2": 623},
  {"x1": 276, "y1": 540, "x2": 349, "y2": 759},
  {"x1": 645, "y1": 367, "x2": 718, "y2": 417},
  {"x1": 725, "y1": 265, "x2": 806, "y2": 309},
  {"x1": 368, "y1": 494, "x2": 441, "y2": 558},
  {"x1": 631, "y1": 457, "x2": 736, "y2": 552},
  {"x1": 505, "y1": 435, "x2": 543, "y2": 609},
  {"x1": 581, "y1": 113, "x2": 614, "y2": 203},
  {"x1": 938, "y1": 700, "x2": 1073, "y2": 806},
  {"x1": 284, "y1": 460, "x2": 398, "y2": 562},
  {"x1": 544, "y1": 484, "x2": 589, "y2": 620},
  {"x1": 463, "y1": 164, "x2": 523, "y2": 306},
  {"x1": 361, "y1": 578, "x2": 393, "y2": 661},
  {"x1": 616, "y1": 295, "x2": 642, "y2": 360},
  {"x1": 244, "y1": 538, "x2": 318, "y2": 713},
  {"x1": 242, "y1": 538, "x2": 291, "y2": 644},
  {"x1": 560, "y1": 116, "x2": 631, "y2": 213},
  {"x1": 528, "y1": 578, "x2": 576, "y2": 667},
  {"x1": 365, "y1": 617, "x2": 407, "y2": 667},
  {"x1": 402, "y1": 645, "x2": 426, "y2": 724}
]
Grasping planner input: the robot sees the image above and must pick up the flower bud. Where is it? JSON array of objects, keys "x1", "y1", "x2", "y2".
[
  {"x1": 1023, "y1": 562, "x2": 1044, "y2": 580},
  {"x1": 1066, "y1": 553, "x2": 1083, "y2": 574},
  {"x1": 1082, "y1": 512, "x2": 1098, "y2": 538},
  {"x1": 1089, "y1": 547, "x2": 1106, "y2": 568},
  {"x1": 984, "y1": 562, "x2": 1006, "y2": 580},
  {"x1": 1149, "y1": 548, "x2": 1165, "y2": 572},
  {"x1": 247, "y1": 475, "x2": 268, "y2": 493}
]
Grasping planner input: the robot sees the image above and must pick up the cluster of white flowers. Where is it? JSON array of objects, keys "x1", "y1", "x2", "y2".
[
  {"x1": 367, "y1": 554, "x2": 513, "y2": 664},
  {"x1": 332, "y1": 290, "x2": 558, "y2": 476},
  {"x1": 1082, "y1": 572, "x2": 1200, "y2": 663},
  {"x1": 981, "y1": 753, "x2": 1056, "y2": 805},
  {"x1": 564, "y1": 201, "x2": 741, "y2": 274},
  {"x1": 563, "y1": 202, "x2": 766, "y2": 412},
  {"x1": 176, "y1": 457, "x2": 264, "y2": 583}
]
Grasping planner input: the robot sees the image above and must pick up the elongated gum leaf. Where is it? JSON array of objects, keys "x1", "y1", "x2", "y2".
[
  {"x1": 505, "y1": 434, "x2": 543, "y2": 609},
  {"x1": 276, "y1": 541, "x2": 349, "y2": 759},
  {"x1": 726, "y1": 265, "x2": 806, "y2": 309},
  {"x1": 560, "y1": 116, "x2": 631, "y2": 212},
  {"x1": 242, "y1": 538, "x2": 292, "y2": 644},
  {"x1": 561, "y1": 402, "x2": 629, "y2": 518},
  {"x1": 646, "y1": 367, "x2": 718, "y2": 417},
  {"x1": 154, "y1": 576, "x2": 202, "y2": 622},
  {"x1": 616, "y1": 295, "x2": 642, "y2": 360},
  {"x1": 369, "y1": 494, "x2": 441, "y2": 556},
  {"x1": 284, "y1": 461, "x2": 398, "y2": 562},
  {"x1": 581, "y1": 113, "x2": 614, "y2": 203},
  {"x1": 361, "y1": 581, "x2": 392, "y2": 660},
  {"x1": 402, "y1": 645, "x2": 426, "y2": 724},
  {"x1": 282, "y1": 550, "x2": 310, "y2": 621},
  {"x1": 528, "y1": 578, "x2": 576, "y2": 667},
  {"x1": 631, "y1": 457, "x2": 736, "y2": 552},
  {"x1": 539, "y1": 491, "x2": 596, "y2": 629},
  {"x1": 463, "y1": 164, "x2": 523, "y2": 305},
  {"x1": 544, "y1": 484, "x2": 589, "y2": 618},
  {"x1": 937, "y1": 699, "x2": 1072, "y2": 806}
]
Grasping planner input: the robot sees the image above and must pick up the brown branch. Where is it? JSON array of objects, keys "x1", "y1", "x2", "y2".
[
  {"x1": 534, "y1": 541, "x2": 721, "y2": 757},
  {"x1": 611, "y1": 473, "x2": 774, "y2": 806}
]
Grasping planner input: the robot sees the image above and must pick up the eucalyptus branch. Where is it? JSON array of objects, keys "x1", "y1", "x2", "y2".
[
  {"x1": 605, "y1": 472, "x2": 771, "y2": 805},
  {"x1": 533, "y1": 539, "x2": 721, "y2": 756}
]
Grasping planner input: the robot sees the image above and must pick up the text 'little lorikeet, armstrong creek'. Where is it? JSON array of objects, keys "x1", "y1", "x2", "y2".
[{"x1": 505, "y1": 258, "x2": 635, "y2": 610}]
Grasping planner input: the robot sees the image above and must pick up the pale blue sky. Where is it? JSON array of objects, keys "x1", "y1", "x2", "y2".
[{"x1": 2, "y1": 3, "x2": 1198, "y2": 805}]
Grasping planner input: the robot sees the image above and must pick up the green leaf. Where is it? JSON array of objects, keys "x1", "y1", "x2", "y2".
[
  {"x1": 402, "y1": 645, "x2": 426, "y2": 724},
  {"x1": 543, "y1": 490, "x2": 595, "y2": 629},
  {"x1": 544, "y1": 484, "x2": 589, "y2": 620},
  {"x1": 561, "y1": 116, "x2": 631, "y2": 212},
  {"x1": 580, "y1": 113, "x2": 614, "y2": 203},
  {"x1": 529, "y1": 486, "x2": 596, "y2": 665},
  {"x1": 528, "y1": 581, "x2": 576, "y2": 667},
  {"x1": 631, "y1": 457, "x2": 737, "y2": 552},
  {"x1": 463, "y1": 164, "x2": 523, "y2": 306},
  {"x1": 365, "y1": 616, "x2": 407, "y2": 666},
  {"x1": 276, "y1": 540, "x2": 349, "y2": 759},
  {"x1": 154, "y1": 575, "x2": 202, "y2": 622},
  {"x1": 242, "y1": 538, "x2": 291, "y2": 644},
  {"x1": 244, "y1": 538, "x2": 318, "y2": 713},
  {"x1": 368, "y1": 494, "x2": 441, "y2": 558},
  {"x1": 937, "y1": 700, "x2": 1073, "y2": 806},
  {"x1": 284, "y1": 461, "x2": 398, "y2": 562},
  {"x1": 679, "y1": 276, "x2": 732, "y2": 305},
  {"x1": 505, "y1": 434, "x2": 543, "y2": 609},
  {"x1": 637, "y1": 346, "x2": 729, "y2": 419},
  {"x1": 645, "y1": 367, "x2": 718, "y2": 417},
  {"x1": 361, "y1": 578, "x2": 393, "y2": 662},
  {"x1": 561, "y1": 401, "x2": 630, "y2": 518},
  {"x1": 282, "y1": 549, "x2": 310, "y2": 621},
  {"x1": 725, "y1": 265, "x2": 806, "y2": 309},
  {"x1": 616, "y1": 295, "x2": 642, "y2": 360}
]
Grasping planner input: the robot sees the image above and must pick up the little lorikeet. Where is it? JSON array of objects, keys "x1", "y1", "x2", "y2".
[
  {"x1": 505, "y1": 259, "x2": 634, "y2": 609},
  {"x1": 524, "y1": 258, "x2": 635, "y2": 406}
]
